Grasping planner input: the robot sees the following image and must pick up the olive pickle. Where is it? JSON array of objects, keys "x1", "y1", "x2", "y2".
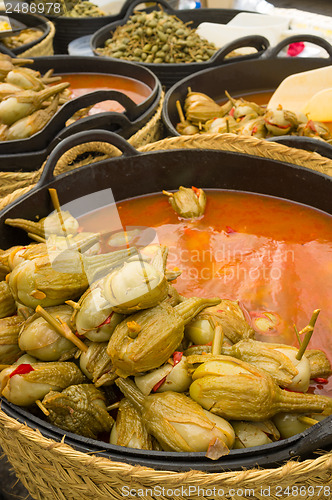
[{"x1": 96, "y1": 9, "x2": 217, "y2": 64}]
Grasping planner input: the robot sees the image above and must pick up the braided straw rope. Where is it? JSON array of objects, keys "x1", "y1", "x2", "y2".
[
  {"x1": 19, "y1": 20, "x2": 55, "y2": 57},
  {"x1": 1, "y1": 132, "x2": 332, "y2": 499},
  {"x1": 1, "y1": 408, "x2": 332, "y2": 500},
  {"x1": 54, "y1": 91, "x2": 164, "y2": 176},
  {"x1": 139, "y1": 133, "x2": 332, "y2": 177}
]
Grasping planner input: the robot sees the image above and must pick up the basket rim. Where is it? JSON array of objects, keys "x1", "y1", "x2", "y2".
[{"x1": 1, "y1": 405, "x2": 332, "y2": 484}]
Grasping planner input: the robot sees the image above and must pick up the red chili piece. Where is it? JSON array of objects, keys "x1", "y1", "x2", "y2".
[
  {"x1": 313, "y1": 378, "x2": 329, "y2": 384},
  {"x1": 265, "y1": 120, "x2": 290, "y2": 129},
  {"x1": 173, "y1": 351, "x2": 183, "y2": 366},
  {"x1": 9, "y1": 364, "x2": 34, "y2": 378},
  {"x1": 191, "y1": 186, "x2": 200, "y2": 198},
  {"x1": 307, "y1": 120, "x2": 317, "y2": 132},
  {"x1": 97, "y1": 314, "x2": 113, "y2": 328},
  {"x1": 152, "y1": 376, "x2": 167, "y2": 392}
]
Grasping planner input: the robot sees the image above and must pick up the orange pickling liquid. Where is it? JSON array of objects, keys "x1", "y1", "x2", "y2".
[
  {"x1": 61, "y1": 73, "x2": 152, "y2": 113},
  {"x1": 79, "y1": 190, "x2": 332, "y2": 396}
]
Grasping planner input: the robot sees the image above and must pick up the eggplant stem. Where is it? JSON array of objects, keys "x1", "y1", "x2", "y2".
[
  {"x1": 35, "y1": 399, "x2": 50, "y2": 416},
  {"x1": 65, "y1": 300, "x2": 80, "y2": 310},
  {"x1": 27, "y1": 232, "x2": 46, "y2": 243},
  {"x1": 48, "y1": 188, "x2": 69, "y2": 242},
  {"x1": 296, "y1": 309, "x2": 320, "y2": 360},
  {"x1": 176, "y1": 100, "x2": 185, "y2": 124},
  {"x1": 35, "y1": 305, "x2": 88, "y2": 353},
  {"x1": 74, "y1": 233, "x2": 100, "y2": 253},
  {"x1": 106, "y1": 402, "x2": 120, "y2": 411},
  {"x1": 211, "y1": 324, "x2": 223, "y2": 356},
  {"x1": 225, "y1": 90, "x2": 236, "y2": 105},
  {"x1": 298, "y1": 416, "x2": 319, "y2": 426},
  {"x1": 294, "y1": 324, "x2": 302, "y2": 347}
]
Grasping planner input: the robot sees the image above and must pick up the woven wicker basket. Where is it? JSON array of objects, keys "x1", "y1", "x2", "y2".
[
  {"x1": 1, "y1": 134, "x2": 332, "y2": 500},
  {"x1": 18, "y1": 20, "x2": 55, "y2": 57}
]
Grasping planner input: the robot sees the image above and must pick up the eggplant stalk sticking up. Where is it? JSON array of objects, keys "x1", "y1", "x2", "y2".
[
  {"x1": 116, "y1": 377, "x2": 235, "y2": 459},
  {"x1": 224, "y1": 90, "x2": 265, "y2": 120},
  {"x1": 108, "y1": 296, "x2": 220, "y2": 377},
  {"x1": 0, "y1": 82, "x2": 69, "y2": 126},
  {"x1": 189, "y1": 355, "x2": 332, "y2": 421}
]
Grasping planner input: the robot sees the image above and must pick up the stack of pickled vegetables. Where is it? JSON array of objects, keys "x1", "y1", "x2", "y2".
[
  {"x1": 0, "y1": 186, "x2": 331, "y2": 458},
  {"x1": 0, "y1": 54, "x2": 70, "y2": 141},
  {"x1": 96, "y1": 9, "x2": 217, "y2": 64},
  {"x1": 1, "y1": 28, "x2": 44, "y2": 50},
  {"x1": 176, "y1": 90, "x2": 332, "y2": 143}
]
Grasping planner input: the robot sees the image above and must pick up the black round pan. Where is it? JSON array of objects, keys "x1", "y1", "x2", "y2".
[
  {"x1": 41, "y1": 0, "x2": 130, "y2": 54},
  {"x1": 0, "y1": 11, "x2": 50, "y2": 55},
  {"x1": 90, "y1": 0, "x2": 270, "y2": 90},
  {"x1": 0, "y1": 55, "x2": 161, "y2": 171},
  {"x1": 1, "y1": 129, "x2": 332, "y2": 472},
  {"x1": 163, "y1": 34, "x2": 332, "y2": 159}
]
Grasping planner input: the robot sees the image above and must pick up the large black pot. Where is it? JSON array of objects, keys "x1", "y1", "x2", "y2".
[
  {"x1": 1, "y1": 129, "x2": 332, "y2": 472},
  {"x1": 163, "y1": 34, "x2": 332, "y2": 159},
  {"x1": 0, "y1": 10, "x2": 50, "y2": 55},
  {"x1": 0, "y1": 55, "x2": 161, "y2": 171},
  {"x1": 41, "y1": 0, "x2": 131, "y2": 54},
  {"x1": 91, "y1": 0, "x2": 270, "y2": 90}
]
